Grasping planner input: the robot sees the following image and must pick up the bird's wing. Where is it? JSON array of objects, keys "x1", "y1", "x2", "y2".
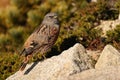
[
  {"x1": 20, "y1": 24, "x2": 47, "y2": 56},
  {"x1": 20, "y1": 23, "x2": 59, "y2": 56},
  {"x1": 20, "y1": 40, "x2": 40, "y2": 56}
]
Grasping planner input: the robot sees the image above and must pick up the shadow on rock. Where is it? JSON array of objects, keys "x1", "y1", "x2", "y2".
[
  {"x1": 46, "y1": 35, "x2": 79, "y2": 58},
  {"x1": 24, "y1": 61, "x2": 39, "y2": 75}
]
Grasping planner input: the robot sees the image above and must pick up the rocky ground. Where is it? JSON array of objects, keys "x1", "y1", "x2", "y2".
[{"x1": 6, "y1": 43, "x2": 120, "y2": 80}]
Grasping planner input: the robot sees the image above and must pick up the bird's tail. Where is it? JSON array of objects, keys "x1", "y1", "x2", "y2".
[
  {"x1": 19, "y1": 54, "x2": 33, "y2": 71},
  {"x1": 19, "y1": 56, "x2": 28, "y2": 71}
]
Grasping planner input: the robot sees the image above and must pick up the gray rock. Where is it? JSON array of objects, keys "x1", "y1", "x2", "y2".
[
  {"x1": 96, "y1": 20, "x2": 120, "y2": 37},
  {"x1": 6, "y1": 43, "x2": 93, "y2": 80},
  {"x1": 95, "y1": 45, "x2": 120, "y2": 69},
  {"x1": 66, "y1": 66, "x2": 120, "y2": 80}
]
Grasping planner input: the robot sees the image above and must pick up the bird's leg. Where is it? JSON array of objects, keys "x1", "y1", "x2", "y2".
[
  {"x1": 42, "y1": 54, "x2": 46, "y2": 60},
  {"x1": 19, "y1": 54, "x2": 33, "y2": 71}
]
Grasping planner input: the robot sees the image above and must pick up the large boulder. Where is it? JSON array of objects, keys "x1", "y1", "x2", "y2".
[
  {"x1": 66, "y1": 44, "x2": 120, "y2": 80},
  {"x1": 6, "y1": 43, "x2": 93, "y2": 80},
  {"x1": 95, "y1": 45, "x2": 120, "y2": 69},
  {"x1": 66, "y1": 66, "x2": 120, "y2": 80}
]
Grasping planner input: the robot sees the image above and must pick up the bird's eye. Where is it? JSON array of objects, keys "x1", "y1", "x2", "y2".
[
  {"x1": 49, "y1": 16, "x2": 53, "y2": 18},
  {"x1": 49, "y1": 16, "x2": 57, "y2": 19}
]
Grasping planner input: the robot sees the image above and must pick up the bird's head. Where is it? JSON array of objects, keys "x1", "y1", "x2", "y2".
[{"x1": 42, "y1": 13, "x2": 59, "y2": 26}]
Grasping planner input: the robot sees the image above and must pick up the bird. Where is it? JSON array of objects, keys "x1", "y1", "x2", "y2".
[{"x1": 19, "y1": 13, "x2": 60, "y2": 71}]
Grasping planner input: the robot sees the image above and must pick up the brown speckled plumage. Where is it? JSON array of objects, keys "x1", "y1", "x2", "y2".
[{"x1": 19, "y1": 13, "x2": 60, "y2": 71}]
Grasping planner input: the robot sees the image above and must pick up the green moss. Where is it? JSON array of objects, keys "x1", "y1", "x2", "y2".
[
  {"x1": 106, "y1": 25, "x2": 120, "y2": 42},
  {"x1": 0, "y1": 53, "x2": 22, "y2": 79}
]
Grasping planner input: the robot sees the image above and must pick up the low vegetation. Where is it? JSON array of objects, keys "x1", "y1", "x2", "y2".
[{"x1": 0, "y1": 0, "x2": 120, "y2": 79}]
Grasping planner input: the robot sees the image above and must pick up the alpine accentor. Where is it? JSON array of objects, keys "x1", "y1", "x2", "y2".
[{"x1": 19, "y1": 13, "x2": 60, "y2": 71}]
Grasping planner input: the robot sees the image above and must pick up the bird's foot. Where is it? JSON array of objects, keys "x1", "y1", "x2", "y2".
[{"x1": 42, "y1": 55, "x2": 46, "y2": 60}]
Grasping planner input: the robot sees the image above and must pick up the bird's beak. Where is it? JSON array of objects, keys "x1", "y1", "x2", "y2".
[{"x1": 54, "y1": 16, "x2": 58, "y2": 19}]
